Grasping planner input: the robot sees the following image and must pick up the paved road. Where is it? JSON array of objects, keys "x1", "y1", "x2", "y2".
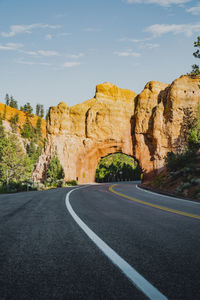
[{"x1": 0, "y1": 183, "x2": 200, "y2": 299}]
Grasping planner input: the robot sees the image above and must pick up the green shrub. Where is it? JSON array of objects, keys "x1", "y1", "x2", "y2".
[
  {"x1": 66, "y1": 180, "x2": 78, "y2": 186},
  {"x1": 95, "y1": 153, "x2": 141, "y2": 182},
  {"x1": 47, "y1": 155, "x2": 64, "y2": 181},
  {"x1": 165, "y1": 151, "x2": 193, "y2": 172}
]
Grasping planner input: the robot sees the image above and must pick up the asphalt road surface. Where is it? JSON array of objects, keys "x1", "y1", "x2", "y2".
[{"x1": 0, "y1": 182, "x2": 200, "y2": 300}]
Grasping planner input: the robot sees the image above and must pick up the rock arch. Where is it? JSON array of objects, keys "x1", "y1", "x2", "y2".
[{"x1": 33, "y1": 76, "x2": 200, "y2": 183}]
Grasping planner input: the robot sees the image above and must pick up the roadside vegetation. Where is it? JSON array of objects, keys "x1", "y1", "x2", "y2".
[
  {"x1": 0, "y1": 95, "x2": 77, "y2": 193},
  {"x1": 95, "y1": 153, "x2": 141, "y2": 182}
]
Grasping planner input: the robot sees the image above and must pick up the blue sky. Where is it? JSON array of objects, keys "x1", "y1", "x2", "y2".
[{"x1": 0, "y1": 0, "x2": 199, "y2": 112}]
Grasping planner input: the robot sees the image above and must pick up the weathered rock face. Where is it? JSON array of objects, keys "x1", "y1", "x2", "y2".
[
  {"x1": 33, "y1": 82, "x2": 137, "y2": 183},
  {"x1": 33, "y1": 76, "x2": 200, "y2": 183},
  {"x1": 133, "y1": 75, "x2": 200, "y2": 179}
]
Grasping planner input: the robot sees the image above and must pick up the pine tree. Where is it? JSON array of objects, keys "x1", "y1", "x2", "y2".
[
  {"x1": 21, "y1": 116, "x2": 35, "y2": 139},
  {"x1": 36, "y1": 117, "x2": 42, "y2": 137},
  {"x1": 9, "y1": 96, "x2": 18, "y2": 109},
  {"x1": 5, "y1": 94, "x2": 10, "y2": 106},
  {"x1": 22, "y1": 102, "x2": 33, "y2": 114},
  {"x1": 10, "y1": 113, "x2": 19, "y2": 133},
  {"x1": 36, "y1": 104, "x2": 40, "y2": 116},
  {"x1": 0, "y1": 134, "x2": 32, "y2": 187},
  {"x1": 47, "y1": 155, "x2": 64, "y2": 181},
  {"x1": 40, "y1": 105, "x2": 44, "y2": 118},
  {"x1": 35, "y1": 104, "x2": 44, "y2": 118},
  {"x1": 190, "y1": 36, "x2": 200, "y2": 75}
]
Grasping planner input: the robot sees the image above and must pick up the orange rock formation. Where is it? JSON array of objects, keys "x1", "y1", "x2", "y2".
[{"x1": 33, "y1": 76, "x2": 200, "y2": 183}]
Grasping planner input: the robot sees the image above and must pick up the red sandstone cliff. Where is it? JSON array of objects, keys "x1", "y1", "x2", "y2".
[{"x1": 33, "y1": 76, "x2": 200, "y2": 183}]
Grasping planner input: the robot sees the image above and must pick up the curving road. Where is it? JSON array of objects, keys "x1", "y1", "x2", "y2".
[{"x1": 0, "y1": 182, "x2": 200, "y2": 299}]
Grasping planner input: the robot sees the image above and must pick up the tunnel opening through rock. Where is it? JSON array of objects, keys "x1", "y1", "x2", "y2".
[{"x1": 95, "y1": 152, "x2": 142, "y2": 183}]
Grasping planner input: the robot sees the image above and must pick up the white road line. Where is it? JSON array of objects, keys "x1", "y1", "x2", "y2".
[
  {"x1": 136, "y1": 185, "x2": 200, "y2": 206},
  {"x1": 65, "y1": 186, "x2": 168, "y2": 300}
]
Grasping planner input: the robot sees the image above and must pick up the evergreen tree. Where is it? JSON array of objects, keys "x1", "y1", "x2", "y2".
[
  {"x1": 27, "y1": 140, "x2": 42, "y2": 164},
  {"x1": 0, "y1": 134, "x2": 32, "y2": 187},
  {"x1": 22, "y1": 102, "x2": 33, "y2": 114},
  {"x1": 9, "y1": 96, "x2": 18, "y2": 109},
  {"x1": 36, "y1": 104, "x2": 40, "y2": 116},
  {"x1": 21, "y1": 116, "x2": 35, "y2": 139},
  {"x1": 190, "y1": 36, "x2": 200, "y2": 75},
  {"x1": 188, "y1": 105, "x2": 200, "y2": 150},
  {"x1": 36, "y1": 117, "x2": 42, "y2": 137},
  {"x1": 5, "y1": 94, "x2": 10, "y2": 106},
  {"x1": 10, "y1": 113, "x2": 19, "y2": 133},
  {"x1": 40, "y1": 106, "x2": 44, "y2": 118},
  {"x1": 35, "y1": 104, "x2": 44, "y2": 118},
  {"x1": 47, "y1": 155, "x2": 64, "y2": 181}
]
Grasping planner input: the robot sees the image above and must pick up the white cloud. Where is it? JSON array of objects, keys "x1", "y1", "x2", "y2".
[
  {"x1": 119, "y1": 37, "x2": 151, "y2": 43},
  {"x1": 0, "y1": 43, "x2": 24, "y2": 50},
  {"x1": 145, "y1": 43, "x2": 160, "y2": 49},
  {"x1": 84, "y1": 28, "x2": 101, "y2": 32},
  {"x1": 1, "y1": 23, "x2": 61, "y2": 37},
  {"x1": 16, "y1": 58, "x2": 51, "y2": 66},
  {"x1": 21, "y1": 49, "x2": 60, "y2": 57},
  {"x1": 62, "y1": 61, "x2": 82, "y2": 68},
  {"x1": 145, "y1": 23, "x2": 200, "y2": 37},
  {"x1": 124, "y1": 0, "x2": 191, "y2": 6},
  {"x1": 38, "y1": 50, "x2": 60, "y2": 56},
  {"x1": 21, "y1": 50, "x2": 38, "y2": 56},
  {"x1": 114, "y1": 50, "x2": 141, "y2": 57},
  {"x1": 186, "y1": 3, "x2": 200, "y2": 15},
  {"x1": 67, "y1": 53, "x2": 84, "y2": 59},
  {"x1": 45, "y1": 34, "x2": 53, "y2": 40},
  {"x1": 58, "y1": 32, "x2": 72, "y2": 37}
]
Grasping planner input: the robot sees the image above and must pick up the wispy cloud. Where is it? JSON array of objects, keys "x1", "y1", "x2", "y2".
[
  {"x1": 16, "y1": 58, "x2": 51, "y2": 66},
  {"x1": 145, "y1": 43, "x2": 160, "y2": 49},
  {"x1": 58, "y1": 32, "x2": 72, "y2": 37},
  {"x1": 119, "y1": 37, "x2": 151, "y2": 43},
  {"x1": 186, "y1": 3, "x2": 200, "y2": 15},
  {"x1": 114, "y1": 49, "x2": 141, "y2": 57},
  {"x1": 1, "y1": 23, "x2": 61, "y2": 37},
  {"x1": 38, "y1": 50, "x2": 60, "y2": 56},
  {"x1": 67, "y1": 53, "x2": 84, "y2": 59},
  {"x1": 22, "y1": 49, "x2": 60, "y2": 56},
  {"x1": 62, "y1": 61, "x2": 82, "y2": 68},
  {"x1": 145, "y1": 23, "x2": 200, "y2": 37},
  {"x1": 45, "y1": 34, "x2": 53, "y2": 40},
  {"x1": 84, "y1": 28, "x2": 101, "y2": 32},
  {"x1": 118, "y1": 37, "x2": 160, "y2": 50},
  {"x1": 0, "y1": 43, "x2": 60, "y2": 57},
  {"x1": 0, "y1": 43, "x2": 24, "y2": 50},
  {"x1": 123, "y1": 0, "x2": 191, "y2": 7},
  {"x1": 21, "y1": 50, "x2": 38, "y2": 56}
]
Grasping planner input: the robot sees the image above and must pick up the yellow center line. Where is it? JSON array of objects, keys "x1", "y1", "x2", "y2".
[{"x1": 109, "y1": 184, "x2": 200, "y2": 220}]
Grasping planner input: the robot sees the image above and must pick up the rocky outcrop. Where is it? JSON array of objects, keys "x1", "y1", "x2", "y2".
[
  {"x1": 33, "y1": 83, "x2": 137, "y2": 183},
  {"x1": 33, "y1": 76, "x2": 200, "y2": 183},
  {"x1": 134, "y1": 75, "x2": 200, "y2": 180}
]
